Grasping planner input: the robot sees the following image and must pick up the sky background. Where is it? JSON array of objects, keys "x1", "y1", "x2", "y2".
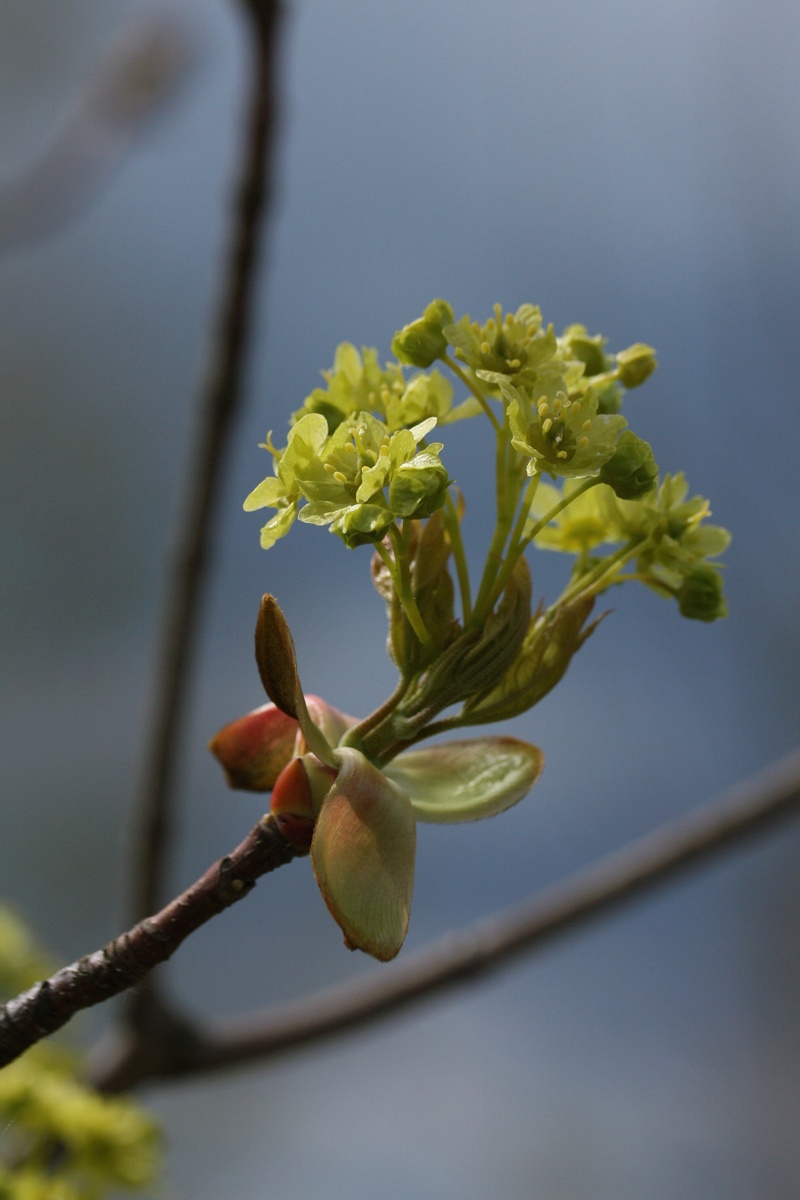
[{"x1": 1, "y1": 1, "x2": 799, "y2": 1197}]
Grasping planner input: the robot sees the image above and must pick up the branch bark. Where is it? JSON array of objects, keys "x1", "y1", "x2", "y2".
[
  {"x1": 0, "y1": 817, "x2": 301, "y2": 1070},
  {"x1": 109, "y1": 744, "x2": 795, "y2": 1087}
]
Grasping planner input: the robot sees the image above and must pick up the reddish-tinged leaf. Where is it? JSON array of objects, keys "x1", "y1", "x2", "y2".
[{"x1": 311, "y1": 748, "x2": 416, "y2": 962}]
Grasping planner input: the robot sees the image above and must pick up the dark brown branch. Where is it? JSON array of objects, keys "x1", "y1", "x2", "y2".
[
  {"x1": 0, "y1": 816, "x2": 301, "y2": 1069},
  {"x1": 93, "y1": 746, "x2": 800, "y2": 1091},
  {"x1": 130, "y1": 0, "x2": 284, "y2": 927}
]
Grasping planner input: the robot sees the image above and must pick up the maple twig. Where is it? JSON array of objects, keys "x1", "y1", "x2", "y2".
[
  {"x1": 0, "y1": 817, "x2": 301, "y2": 1070},
  {"x1": 86, "y1": 746, "x2": 800, "y2": 1092}
]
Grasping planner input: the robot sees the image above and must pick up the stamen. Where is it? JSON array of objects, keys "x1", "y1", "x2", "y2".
[
  {"x1": 507, "y1": 358, "x2": 521, "y2": 369},
  {"x1": 578, "y1": 436, "x2": 589, "y2": 449},
  {"x1": 556, "y1": 450, "x2": 568, "y2": 459},
  {"x1": 542, "y1": 417, "x2": 553, "y2": 434},
  {"x1": 333, "y1": 470, "x2": 347, "y2": 483},
  {"x1": 582, "y1": 419, "x2": 592, "y2": 432},
  {"x1": 481, "y1": 341, "x2": 492, "y2": 355}
]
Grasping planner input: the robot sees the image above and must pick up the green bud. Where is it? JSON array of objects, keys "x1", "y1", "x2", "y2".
[
  {"x1": 616, "y1": 343, "x2": 657, "y2": 388},
  {"x1": 677, "y1": 564, "x2": 728, "y2": 621},
  {"x1": 392, "y1": 300, "x2": 454, "y2": 368},
  {"x1": 388, "y1": 455, "x2": 450, "y2": 518},
  {"x1": 561, "y1": 324, "x2": 608, "y2": 376},
  {"x1": 599, "y1": 431, "x2": 658, "y2": 499},
  {"x1": 332, "y1": 503, "x2": 394, "y2": 548}
]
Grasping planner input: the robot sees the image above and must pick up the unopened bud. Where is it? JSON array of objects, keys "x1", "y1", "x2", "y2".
[
  {"x1": 677, "y1": 565, "x2": 728, "y2": 621},
  {"x1": 599, "y1": 431, "x2": 658, "y2": 499},
  {"x1": 616, "y1": 343, "x2": 657, "y2": 388},
  {"x1": 391, "y1": 300, "x2": 454, "y2": 368},
  {"x1": 562, "y1": 324, "x2": 608, "y2": 377}
]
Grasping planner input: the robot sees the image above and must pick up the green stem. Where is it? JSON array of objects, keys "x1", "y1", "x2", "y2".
[
  {"x1": 378, "y1": 532, "x2": 432, "y2": 648},
  {"x1": 520, "y1": 476, "x2": 599, "y2": 553},
  {"x1": 341, "y1": 674, "x2": 412, "y2": 750},
  {"x1": 442, "y1": 353, "x2": 501, "y2": 433},
  {"x1": 443, "y1": 492, "x2": 472, "y2": 623},
  {"x1": 556, "y1": 535, "x2": 648, "y2": 609},
  {"x1": 474, "y1": 470, "x2": 541, "y2": 621},
  {"x1": 471, "y1": 434, "x2": 521, "y2": 621}
]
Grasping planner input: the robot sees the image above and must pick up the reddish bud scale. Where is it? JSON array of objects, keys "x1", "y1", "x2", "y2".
[
  {"x1": 270, "y1": 757, "x2": 315, "y2": 820},
  {"x1": 273, "y1": 812, "x2": 315, "y2": 850}
]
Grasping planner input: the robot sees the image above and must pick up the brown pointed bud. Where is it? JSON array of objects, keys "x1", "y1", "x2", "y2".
[
  {"x1": 255, "y1": 594, "x2": 303, "y2": 718},
  {"x1": 255, "y1": 595, "x2": 338, "y2": 767}
]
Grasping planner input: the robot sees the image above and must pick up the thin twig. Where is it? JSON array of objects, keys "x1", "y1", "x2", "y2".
[
  {"x1": 130, "y1": 0, "x2": 284, "y2": 927},
  {"x1": 0, "y1": 817, "x2": 301, "y2": 1070},
  {"x1": 87, "y1": 745, "x2": 800, "y2": 1092}
]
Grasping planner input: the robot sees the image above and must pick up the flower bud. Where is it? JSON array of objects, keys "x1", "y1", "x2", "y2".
[
  {"x1": 616, "y1": 343, "x2": 657, "y2": 388},
  {"x1": 391, "y1": 300, "x2": 454, "y2": 368},
  {"x1": 561, "y1": 324, "x2": 608, "y2": 377},
  {"x1": 209, "y1": 703, "x2": 300, "y2": 791},
  {"x1": 599, "y1": 431, "x2": 658, "y2": 499},
  {"x1": 677, "y1": 564, "x2": 728, "y2": 621}
]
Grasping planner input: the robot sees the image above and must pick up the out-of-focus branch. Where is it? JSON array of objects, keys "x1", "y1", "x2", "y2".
[
  {"x1": 0, "y1": 816, "x2": 301, "y2": 1071},
  {"x1": 0, "y1": 19, "x2": 196, "y2": 250},
  {"x1": 92, "y1": 746, "x2": 800, "y2": 1091},
  {"x1": 130, "y1": 0, "x2": 284, "y2": 931}
]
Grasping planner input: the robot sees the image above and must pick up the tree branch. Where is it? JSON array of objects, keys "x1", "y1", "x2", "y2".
[
  {"x1": 1, "y1": 748, "x2": 797, "y2": 1082},
  {"x1": 129, "y1": 0, "x2": 284, "y2": 928},
  {"x1": 0, "y1": 816, "x2": 301, "y2": 1070},
  {"x1": 86, "y1": 745, "x2": 800, "y2": 1091}
]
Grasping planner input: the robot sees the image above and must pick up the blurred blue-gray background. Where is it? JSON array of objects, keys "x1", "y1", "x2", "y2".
[{"x1": 1, "y1": 1, "x2": 798, "y2": 1197}]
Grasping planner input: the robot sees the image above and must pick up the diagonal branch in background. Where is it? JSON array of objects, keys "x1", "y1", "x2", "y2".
[
  {"x1": 0, "y1": 20, "x2": 195, "y2": 251},
  {"x1": 0, "y1": 748, "x2": 797, "y2": 1082},
  {"x1": 130, "y1": 0, "x2": 284, "y2": 933}
]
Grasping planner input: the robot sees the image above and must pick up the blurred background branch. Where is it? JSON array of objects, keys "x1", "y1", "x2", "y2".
[{"x1": 0, "y1": 19, "x2": 196, "y2": 250}]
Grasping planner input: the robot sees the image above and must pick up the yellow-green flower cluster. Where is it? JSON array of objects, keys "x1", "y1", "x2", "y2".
[
  {"x1": 0, "y1": 907, "x2": 160, "y2": 1200},
  {"x1": 245, "y1": 410, "x2": 450, "y2": 549},
  {"x1": 291, "y1": 341, "x2": 470, "y2": 433},
  {"x1": 245, "y1": 298, "x2": 726, "y2": 622},
  {"x1": 529, "y1": 473, "x2": 730, "y2": 620}
]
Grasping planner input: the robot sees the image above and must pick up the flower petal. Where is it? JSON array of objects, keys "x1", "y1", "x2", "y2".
[
  {"x1": 311, "y1": 748, "x2": 416, "y2": 961},
  {"x1": 385, "y1": 737, "x2": 543, "y2": 823}
]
